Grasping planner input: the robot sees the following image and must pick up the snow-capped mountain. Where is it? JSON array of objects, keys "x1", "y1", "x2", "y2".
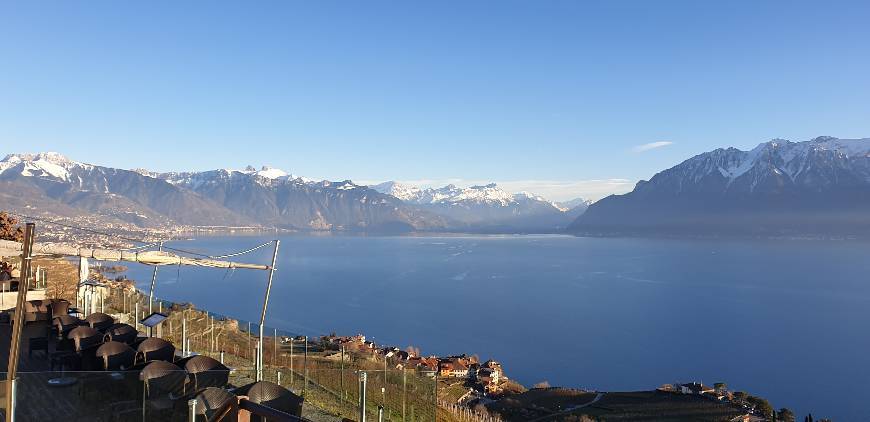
[
  {"x1": 555, "y1": 198, "x2": 591, "y2": 212},
  {"x1": 152, "y1": 169, "x2": 448, "y2": 231},
  {"x1": 372, "y1": 181, "x2": 581, "y2": 231},
  {"x1": 0, "y1": 152, "x2": 584, "y2": 232},
  {"x1": 571, "y1": 136, "x2": 870, "y2": 236},
  {"x1": 0, "y1": 152, "x2": 247, "y2": 226},
  {"x1": 0, "y1": 153, "x2": 449, "y2": 231}
]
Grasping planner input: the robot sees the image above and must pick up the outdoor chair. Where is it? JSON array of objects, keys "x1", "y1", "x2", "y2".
[
  {"x1": 85, "y1": 312, "x2": 115, "y2": 332},
  {"x1": 27, "y1": 324, "x2": 51, "y2": 358},
  {"x1": 53, "y1": 314, "x2": 82, "y2": 342},
  {"x1": 104, "y1": 323, "x2": 138, "y2": 344},
  {"x1": 24, "y1": 300, "x2": 49, "y2": 322},
  {"x1": 139, "y1": 360, "x2": 189, "y2": 421},
  {"x1": 184, "y1": 355, "x2": 230, "y2": 390},
  {"x1": 49, "y1": 299, "x2": 70, "y2": 320},
  {"x1": 240, "y1": 381, "x2": 303, "y2": 420},
  {"x1": 68, "y1": 325, "x2": 104, "y2": 370},
  {"x1": 96, "y1": 341, "x2": 136, "y2": 371},
  {"x1": 136, "y1": 337, "x2": 176, "y2": 364},
  {"x1": 191, "y1": 387, "x2": 239, "y2": 422}
]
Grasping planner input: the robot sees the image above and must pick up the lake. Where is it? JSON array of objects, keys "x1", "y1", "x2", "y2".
[{"x1": 124, "y1": 234, "x2": 870, "y2": 420}]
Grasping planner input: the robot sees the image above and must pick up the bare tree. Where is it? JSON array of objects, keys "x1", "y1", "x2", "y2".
[{"x1": 0, "y1": 211, "x2": 24, "y2": 242}]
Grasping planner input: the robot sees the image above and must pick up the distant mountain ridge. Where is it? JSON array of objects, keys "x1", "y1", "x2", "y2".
[
  {"x1": 571, "y1": 136, "x2": 870, "y2": 236},
  {"x1": 0, "y1": 152, "x2": 248, "y2": 227},
  {"x1": 0, "y1": 152, "x2": 583, "y2": 233},
  {"x1": 372, "y1": 181, "x2": 587, "y2": 231}
]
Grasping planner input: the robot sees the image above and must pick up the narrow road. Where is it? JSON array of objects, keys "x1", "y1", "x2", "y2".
[{"x1": 527, "y1": 392, "x2": 604, "y2": 422}]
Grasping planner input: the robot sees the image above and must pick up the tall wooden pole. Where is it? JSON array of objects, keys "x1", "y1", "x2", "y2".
[{"x1": 6, "y1": 223, "x2": 35, "y2": 418}]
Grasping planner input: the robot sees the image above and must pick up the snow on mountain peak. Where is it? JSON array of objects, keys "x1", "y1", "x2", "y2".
[
  {"x1": 0, "y1": 152, "x2": 91, "y2": 181},
  {"x1": 255, "y1": 166, "x2": 289, "y2": 179},
  {"x1": 645, "y1": 136, "x2": 870, "y2": 195},
  {"x1": 372, "y1": 181, "x2": 564, "y2": 208},
  {"x1": 371, "y1": 181, "x2": 423, "y2": 201}
]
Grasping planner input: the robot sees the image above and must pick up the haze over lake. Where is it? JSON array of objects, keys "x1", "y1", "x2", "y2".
[{"x1": 125, "y1": 234, "x2": 870, "y2": 421}]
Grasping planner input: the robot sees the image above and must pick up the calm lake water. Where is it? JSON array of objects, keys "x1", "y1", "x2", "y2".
[{"x1": 125, "y1": 234, "x2": 870, "y2": 420}]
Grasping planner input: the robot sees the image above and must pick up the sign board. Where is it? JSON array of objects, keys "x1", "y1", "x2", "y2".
[{"x1": 140, "y1": 312, "x2": 168, "y2": 328}]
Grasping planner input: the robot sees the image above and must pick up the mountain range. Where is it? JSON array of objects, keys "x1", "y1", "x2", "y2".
[
  {"x1": 372, "y1": 181, "x2": 587, "y2": 232},
  {"x1": 5, "y1": 136, "x2": 867, "y2": 237},
  {"x1": 0, "y1": 152, "x2": 584, "y2": 232},
  {"x1": 570, "y1": 136, "x2": 870, "y2": 236}
]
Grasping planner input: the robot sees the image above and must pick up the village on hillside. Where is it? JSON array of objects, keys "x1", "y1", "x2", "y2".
[{"x1": 314, "y1": 334, "x2": 509, "y2": 398}]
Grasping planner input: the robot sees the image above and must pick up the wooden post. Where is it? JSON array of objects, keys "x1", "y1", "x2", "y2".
[{"x1": 6, "y1": 223, "x2": 35, "y2": 416}]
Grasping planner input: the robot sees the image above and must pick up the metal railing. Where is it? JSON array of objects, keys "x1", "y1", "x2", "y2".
[{"x1": 98, "y1": 284, "x2": 438, "y2": 421}]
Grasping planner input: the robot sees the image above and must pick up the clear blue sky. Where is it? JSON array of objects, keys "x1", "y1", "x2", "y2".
[{"x1": 1, "y1": 1, "x2": 869, "y2": 200}]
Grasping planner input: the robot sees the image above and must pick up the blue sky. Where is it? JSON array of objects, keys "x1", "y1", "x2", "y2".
[{"x1": 1, "y1": 1, "x2": 869, "y2": 200}]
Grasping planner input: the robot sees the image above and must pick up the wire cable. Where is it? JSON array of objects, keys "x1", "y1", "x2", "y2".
[{"x1": 8, "y1": 211, "x2": 276, "y2": 260}]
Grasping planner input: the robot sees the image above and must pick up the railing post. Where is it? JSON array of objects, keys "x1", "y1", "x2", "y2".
[
  {"x1": 378, "y1": 405, "x2": 384, "y2": 422},
  {"x1": 277, "y1": 370, "x2": 282, "y2": 386},
  {"x1": 188, "y1": 398, "x2": 198, "y2": 421},
  {"x1": 303, "y1": 336, "x2": 308, "y2": 398},
  {"x1": 255, "y1": 340, "x2": 262, "y2": 381},
  {"x1": 341, "y1": 346, "x2": 346, "y2": 400},
  {"x1": 289, "y1": 338, "x2": 294, "y2": 385},
  {"x1": 9, "y1": 377, "x2": 17, "y2": 422},
  {"x1": 182, "y1": 312, "x2": 188, "y2": 356},
  {"x1": 220, "y1": 350, "x2": 225, "y2": 364},
  {"x1": 359, "y1": 372, "x2": 367, "y2": 422},
  {"x1": 402, "y1": 369, "x2": 407, "y2": 422}
]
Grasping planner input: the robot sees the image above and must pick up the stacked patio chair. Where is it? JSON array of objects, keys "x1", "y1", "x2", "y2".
[
  {"x1": 68, "y1": 325, "x2": 104, "y2": 370},
  {"x1": 49, "y1": 299, "x2": 70, "y2": 320},
  {"x1": 240, "y1": 381, "x2": 304, "y2": 420},
  {"x1": 136, "y1": 337, "x2": 176, "y2": 364},
  {"x1": 85, "y1": 312, "x2": 115, "y2": 332},
  {"x1": 184, "y1": 355, "x2": 230, "y2": 391},
  {"x1": 24, "y1": 300, "x2": 49, "y2": 322},
  {"x1": 191, "y1": 387, "x2": 238, "y2": 422},
  {"x1": 96, "y1": 341, "x2": 136, "y2": 371},
  {"x1": 104, "y1": 323, "x2": 138, "y2": 344}
]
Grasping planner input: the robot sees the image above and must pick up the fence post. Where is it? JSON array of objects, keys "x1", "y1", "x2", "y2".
[
  {"x1": 187, "y1": 398, "x2": 198, "y2": 421},
  {"x1": 303, "y1": 336, "x2": 309, "y2": 397},
  {"x1": 9, "y1": 377, "x2": 17, "y2": 422},
  {"x1": 402, "y1": 369, "x2": 407, "y2": 422},
  {"x1": 182, "y1": 314, "x2": 188, "y2": 356},
  {"x1": 359, "y1": 372, "x2": 367, "y2": 422}
]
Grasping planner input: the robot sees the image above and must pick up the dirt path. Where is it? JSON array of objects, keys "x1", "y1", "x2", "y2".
[{"x1": 526, "y1": 392, "x2": 604, "y2": 422}]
